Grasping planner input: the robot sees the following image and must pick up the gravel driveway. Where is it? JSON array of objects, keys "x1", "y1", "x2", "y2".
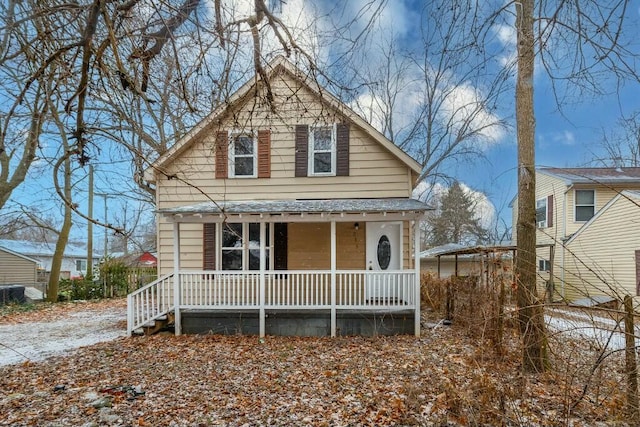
[{"x1": 0, "y1": 301, "x2": 127, "y2": 366}]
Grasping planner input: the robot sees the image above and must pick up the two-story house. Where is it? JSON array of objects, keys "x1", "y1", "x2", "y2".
[
  {"x1": 128, "y1": 56, "x2": 429, "y2": 337},
  {"x1": 512, "y1": 167, "x2": 640, "y2": 303}
]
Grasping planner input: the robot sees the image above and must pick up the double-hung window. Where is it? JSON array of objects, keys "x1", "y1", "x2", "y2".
[
  {"x1": 229, "y1": 132, "x2": 256, "y2": 177},
  {"x1": 575, "y1": 189, "x2": 595, "y2": 221},
  {"x1": 221, "y1": 223, "x2": 270, "y2": 270},
  {"x1": 536, "y1": 198, "x2": 547, "y2": 228},
  {"x1": 75, "y1": 259, "x2": 87, "y2": 272},
  {"x1": 308, "y1": 125, "x2": 336, "y2": 175}
]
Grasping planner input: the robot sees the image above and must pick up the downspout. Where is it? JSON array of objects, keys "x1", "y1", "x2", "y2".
[{"x1": 561, "y1": 184, "x2": 574, "y2": 299}]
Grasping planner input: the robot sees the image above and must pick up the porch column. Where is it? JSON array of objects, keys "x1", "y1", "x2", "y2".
[
  {"x1": 173, "y1": 222, "x2": 182, "y2": 335},
  {"x1": 330, "y1": 220, "x2": 337, "y2": 337},
  {"x1": 259, "y1": 222, "x2": 266, "y2": 338},
  {"x1": 413, "y1": 220, "x2": 421, "y2": 337}
]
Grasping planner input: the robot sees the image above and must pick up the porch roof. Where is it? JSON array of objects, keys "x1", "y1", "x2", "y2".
[{"x1": 159, "y1": 198, "x2": 430, "y2": 223}]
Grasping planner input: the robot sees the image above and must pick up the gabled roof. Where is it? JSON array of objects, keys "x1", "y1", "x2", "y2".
[
  {"x1": 0, "y1": 239, "x2": 101, "y2": 259},
  {"x1": 145, "y1": 55, "x2": 422, "y2": 181},
  {"x1": 538, "y1": 167, "x2": 640, "y2": 185},
  {"x1": 565, "y1": 190, "x2": 640, "y2": 245},
  {"x1": 0, "y1": 246, "x2": 39, "y2": 264}
]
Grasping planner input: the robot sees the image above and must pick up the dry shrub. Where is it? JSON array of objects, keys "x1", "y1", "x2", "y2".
[{"x1": 421, "y1": 272, "x2": 513, "y2": 357}]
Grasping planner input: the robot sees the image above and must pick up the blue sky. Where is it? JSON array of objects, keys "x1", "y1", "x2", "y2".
[{"x1": 4, "y1": 0, "x2": 640, "y2": 245}]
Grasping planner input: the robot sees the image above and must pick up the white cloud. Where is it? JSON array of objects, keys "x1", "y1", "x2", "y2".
[
  {"x1": 493, "y1": 23, "x2": 517, "y2": 68},
  {"x1": 551, "y1": 130, "x2": 576, "y2": 146}
]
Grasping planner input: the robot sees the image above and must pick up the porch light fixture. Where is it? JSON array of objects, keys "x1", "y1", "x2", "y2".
[{"x1": 354, "y1": 222, "x2": 359, "y2": 230}]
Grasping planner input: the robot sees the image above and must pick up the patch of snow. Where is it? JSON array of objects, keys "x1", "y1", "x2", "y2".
[{"x1": 0, "y1": 306, "x2": 126, "y2": 366}]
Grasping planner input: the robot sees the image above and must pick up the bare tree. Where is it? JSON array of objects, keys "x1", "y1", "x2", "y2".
[
  {"x1": 594, "y1": 111, "x2": 640, "y2": 167},
  {"x1": 347, "y1": 0, "x2": 510, "y2": 185}
]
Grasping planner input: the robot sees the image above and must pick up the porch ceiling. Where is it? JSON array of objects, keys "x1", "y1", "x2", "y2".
[{"x1": 159, "y1": 198, "x2": 430, "y2": 223}]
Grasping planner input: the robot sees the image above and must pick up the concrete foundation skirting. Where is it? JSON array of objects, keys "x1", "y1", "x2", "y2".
[{"x1": 181, "y1": 309, "x2": 415, "y2": 337}]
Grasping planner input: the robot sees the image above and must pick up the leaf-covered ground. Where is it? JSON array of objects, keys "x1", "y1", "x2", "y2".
[{"x1": 0, "y1": 300, "x2": 632, "y2": 426}]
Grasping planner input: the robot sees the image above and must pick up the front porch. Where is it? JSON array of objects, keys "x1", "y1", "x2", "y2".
[
  {"x1": 127, "y1": 199, "x2": 428, "y2": 337},
  {"x1": 127, "y1": 270, "x2": 418, "y2": 336}
]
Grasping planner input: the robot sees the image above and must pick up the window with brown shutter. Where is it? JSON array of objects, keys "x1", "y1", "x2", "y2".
[
  {"x1": 295, "y1": 125, "x2": 308, "y2": 177},
  {"x1": 336, "y1": 123, "x2": 350, "y2": 176},
  {"x1": 257, "y1": 129, "x2": 271, "y2": 178},
  {"x1": 547, "y1": 195, "x2": 554, "y2": 227},
  {"x1": 203, "y1": 223, "x2": 216, "y2": 270},
  {"x1": 215, "y1": 131, "x2": 228, "y2": 179}
]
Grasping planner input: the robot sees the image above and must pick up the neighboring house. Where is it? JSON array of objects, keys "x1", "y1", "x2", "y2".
[
  {"x1": 112, "y1": 251, "x2": 158, "y2": 267},
  {"x1": 0, "y1": 239, "x2": 101, "y2": 280},
  {"x1": 420, "y1": 243, "x2": 513, "y2": 280},
  {"x1": 0, "y1": 246, "x2": 38, "y2": 285},
  {"x1": 511, "y1": 167, "x2": 640, "y2": 302},
  {"x1": 130, "y1": 56, "x2": 429, "y2": 337}
]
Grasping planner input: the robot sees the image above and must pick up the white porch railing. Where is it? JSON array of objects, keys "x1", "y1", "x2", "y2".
[
  {"x1": 127, "y1": 270, "x2": 418, "y2": 335},
  {"x1": 127, "y1": 273, "x2": 175, "y2": 335}
]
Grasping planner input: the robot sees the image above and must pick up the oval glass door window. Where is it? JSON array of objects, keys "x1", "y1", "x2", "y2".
[{"x1": 377, "y1": 235, "x2": 391, "y2": 269}]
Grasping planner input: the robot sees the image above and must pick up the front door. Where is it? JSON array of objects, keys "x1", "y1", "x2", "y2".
[{"x1": 365, "y1": 222, "x2": 402, "y2": 300}]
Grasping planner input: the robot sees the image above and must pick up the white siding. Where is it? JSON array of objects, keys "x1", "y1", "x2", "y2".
[{"x1": 562, "y1": 194, "x2": 640, "y2": 301}]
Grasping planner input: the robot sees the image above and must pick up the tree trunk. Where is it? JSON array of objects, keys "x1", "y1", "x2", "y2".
[
  {"x1": 515, "y1": 0, "x2": 548, "y2": 373},
  {"x1": 47, "y1": 152, "x2": 73, "y2": 301},
  {"x1": 625, "y1": 295, "x2": 639, "y2": 421}
]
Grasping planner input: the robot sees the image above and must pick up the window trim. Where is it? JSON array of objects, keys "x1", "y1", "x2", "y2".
[
  {"x1": 574, "y1": 189, "x2": 595, "y2": 222},
  {"x1": 228, "y1": 131, "x2": 257, "y2": 178},
  {"x1": 308, "y1": 124, "x2": 337, "y2": 176},
  {"x1": 536, "y1": 197, "x2": 547, "y2": 228}
]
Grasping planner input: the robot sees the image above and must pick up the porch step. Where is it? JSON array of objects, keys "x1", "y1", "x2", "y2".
[{"x1": 135, "y1": 313, "x2": 175, "y2": 336}]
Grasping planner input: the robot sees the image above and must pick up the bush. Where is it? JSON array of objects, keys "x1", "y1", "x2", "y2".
[
  {"x1": 99, "y1": 258, "x2": 129, "y2": 297},
  {"x1": 58, "y1": 278, "x2": 103, "y2": 300}
]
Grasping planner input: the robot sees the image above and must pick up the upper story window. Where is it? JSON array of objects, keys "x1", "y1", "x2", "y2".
[
  {"x1": 575, "y1": 189, "x2": 595, "y2": 221},
  {"x1": 216, "y1": 129, "x2": 271, "y2": 179},
  {"x1": 295, "y1": 123, "x2": 349, "y2": 177},
  {"x1": 536, "y1": 197, "x2": 547, "y2": 228},
  {"x1": 308, "y1": 125, "x2": 336, "y2": 175},
  {"x1": 229, "y1": 132, "x2": 257, "y2": 178}
]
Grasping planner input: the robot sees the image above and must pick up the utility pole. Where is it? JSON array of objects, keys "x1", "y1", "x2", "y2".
[
  {"x1": 86, "y1": 166, "x2": 94, "y2": 280},
  {"x1": 96, "y1": 193, "x2": 110, "y2": 259}
]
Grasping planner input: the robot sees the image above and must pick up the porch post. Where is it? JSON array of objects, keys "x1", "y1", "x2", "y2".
[
  {"x1": 330, "y1": 220, "x2": 337, "y2": 337},
  {"x1": 413, "y1": 220, "x2": 421, "y2": 337},
  {"x1": 259, "y1": 222, "x2": 266, "y2": 338},
  {"x1": 173, "y1": 221, "x2": 182, "y2": 335}
]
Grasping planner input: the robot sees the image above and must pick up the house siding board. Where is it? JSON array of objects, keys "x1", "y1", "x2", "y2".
[
  {"x1": 0, "y1": 249, "x2": 37, "y2": 285},
  {"x1": 563, "y1": 195, "x2": 640, "y2": 300}
]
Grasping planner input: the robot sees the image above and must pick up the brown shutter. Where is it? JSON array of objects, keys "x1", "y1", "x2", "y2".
[
  {"x1": 257, "y1": 129, "x2": 271, "y2": 178},
  {"x1": 295, "y1": 125, "x2": 308, "y2": 177},
  {"x1": 336, "y1": 123, "x2": 350, "y2": 176},
  {"x1": 215, "y1": 131, "x2": 228, "y2": 179},
  {"x1": 203, "y1": 223, "x2": 216, "y2": 270},
  {"x1": 547, "y1": 195, "x2": 554, "y2": 227}
]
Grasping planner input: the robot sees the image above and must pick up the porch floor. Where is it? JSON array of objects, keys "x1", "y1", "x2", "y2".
[{"x1": 180, "y1": 308, "x2": 415, "y2": 337}]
